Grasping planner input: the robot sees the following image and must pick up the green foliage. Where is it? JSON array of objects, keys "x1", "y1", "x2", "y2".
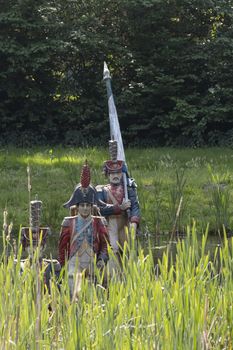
[
  {"x1": 207, "y1": 167, "x2": 232, "y2": 233},
  {"x1": 1, "y1": 0, "x2": 233, "y2": 146},
  {"x1": 167, "y1": 168, "x2": 187, "y2": 232}
]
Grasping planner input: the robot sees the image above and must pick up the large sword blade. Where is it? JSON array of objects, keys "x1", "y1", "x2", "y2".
[{"x1": 103, "y1": 62, "x2": 126, "y2": 162}]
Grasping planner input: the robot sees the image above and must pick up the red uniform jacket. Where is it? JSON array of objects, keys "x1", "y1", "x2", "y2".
[{"x1": 58, "y1": 215, "x2": 109, "y2": 266}]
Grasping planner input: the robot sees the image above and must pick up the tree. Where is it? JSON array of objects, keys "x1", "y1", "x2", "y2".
[
  {"x1": 1, "y1": 0, "x2": 233, "y2": 146},
  {"x1": 0, "y1": 0, "x2": 67, "y2": 144}
]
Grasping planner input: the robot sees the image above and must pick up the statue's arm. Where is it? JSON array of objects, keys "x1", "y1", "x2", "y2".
[
  {"x1": 58, "y1": 223, "x2": 71, "y2": 266},
  {"x1": 97, "y1": 219, "x2": 109, "y2": 263},
  {"x1": 128, "y1": 179, "x2": 140, "y2": 225},
  {"x1": 96, "y1": 185, "x2": 121, "y2": 216}
]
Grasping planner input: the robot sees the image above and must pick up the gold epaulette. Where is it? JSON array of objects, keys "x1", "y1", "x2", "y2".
[{"x1": 61, "y1": 216, "x2": 77, "y2": 227}]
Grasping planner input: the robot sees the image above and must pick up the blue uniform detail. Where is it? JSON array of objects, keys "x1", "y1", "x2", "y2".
[{"x1": 75, "y1": 218, "x2": 93, "y2": 250}]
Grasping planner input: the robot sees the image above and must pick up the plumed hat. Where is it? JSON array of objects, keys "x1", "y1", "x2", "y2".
[
  {"x1": 63, "y1": 161, "x2": 97, "y2": 208},
  {"x1": 103, "y1": 140, "x2": 127, "y2": 175}
]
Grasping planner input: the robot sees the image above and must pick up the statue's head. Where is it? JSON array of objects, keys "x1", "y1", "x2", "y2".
[
  {"x1": 104, "y1": 161, "x2": 124, "y2": 184},
  {"x1": 103, "y1": 140, "x2": 127, "y2": 184},
  {"x1": 63, "y1": 161, "x2": 97, "y2": 217},
  {"x1": 78, "y1": 202, "x2": 92, "y2": 218}
]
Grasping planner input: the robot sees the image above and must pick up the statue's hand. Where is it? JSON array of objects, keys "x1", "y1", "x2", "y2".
[{"x1": 119, "y1": 199, "x2": 131, "y2": 211}]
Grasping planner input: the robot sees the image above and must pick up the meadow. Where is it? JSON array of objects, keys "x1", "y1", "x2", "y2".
[
  {"x1": 1, "y1": 146, "x2": 233, "y2": 240},
  {"x1": 0, "y1": 147, "x2": 232, "y2": 348}
]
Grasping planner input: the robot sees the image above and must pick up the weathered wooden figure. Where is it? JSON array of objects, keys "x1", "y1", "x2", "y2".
[
  {"x1": 20, "y1": 199, "x2": 61, "y2": 293},
  {"x1": 96, "y1": 140, "x2": 140, "y2": 261},
  {"x1": 58, "y1": 161, "x2": 109, "y2": 300}
]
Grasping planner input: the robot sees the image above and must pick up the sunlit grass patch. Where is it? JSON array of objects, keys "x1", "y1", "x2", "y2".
[{"x1": 1, "y1": 146, "x2": 233, "y2": 242}]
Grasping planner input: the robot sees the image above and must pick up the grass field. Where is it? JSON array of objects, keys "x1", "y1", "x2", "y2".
[
  {"x1": 1, "y1": 146, "x2": 233, "y2": 239},
  {"x1": 0, "y1": 147, "x2": 232, "y2": 348}
]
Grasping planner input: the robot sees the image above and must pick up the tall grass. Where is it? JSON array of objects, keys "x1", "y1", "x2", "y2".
[
  {"x1": 207, "y1": 168, "x2": 232, "y2": 233},
  {"x1": 0, "y1": 226, "x2": 232, "y2": 348}
]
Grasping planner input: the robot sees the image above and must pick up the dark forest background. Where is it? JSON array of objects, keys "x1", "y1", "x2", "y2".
[{"x1": 1, "y1": 0, "x2": 233, "y2": 147}]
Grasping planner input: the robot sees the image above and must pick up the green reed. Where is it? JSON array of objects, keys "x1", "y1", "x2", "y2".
[
  {"x1": 0, "y1": 224, "x2": 232, "y2": 349},
  {"x1": 207, "y1": 168, "x2": 232, "y2": 234}
]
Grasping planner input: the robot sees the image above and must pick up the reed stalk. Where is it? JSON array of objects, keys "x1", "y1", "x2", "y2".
[{"x1": 0, "y1": 227, "x2": 232, "y2": 348}]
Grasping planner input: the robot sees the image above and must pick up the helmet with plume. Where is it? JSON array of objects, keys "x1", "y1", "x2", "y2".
[
  {"x1": 103, "y1": 140, "x2": 127, "y2": 176},
  {"x1": 63, "y1": 161, "x2": 97, "y2": 208}
]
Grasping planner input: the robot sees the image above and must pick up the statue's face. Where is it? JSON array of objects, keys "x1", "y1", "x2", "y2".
[
  {"x1": 109, "y1": 171, "x2": 122, "y2": 184},
  {"x1": 78, "y1": 202, "x2": 92, "y2": 218}
]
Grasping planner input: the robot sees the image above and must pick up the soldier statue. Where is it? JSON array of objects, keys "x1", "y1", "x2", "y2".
[
  {"x1": 20, "y1": 199, "x2": 61, "y2": 293},
  {"x1": 96, "y1": 140, "x2": 140, "y2": 260},
  {"x1": 58, "y1": 161, "x2": 109, "y2": 299}
]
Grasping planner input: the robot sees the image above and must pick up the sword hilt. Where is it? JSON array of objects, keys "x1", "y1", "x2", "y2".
[{"x1": 109, "y1": 140, "x2": 118, "y2": 161}]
